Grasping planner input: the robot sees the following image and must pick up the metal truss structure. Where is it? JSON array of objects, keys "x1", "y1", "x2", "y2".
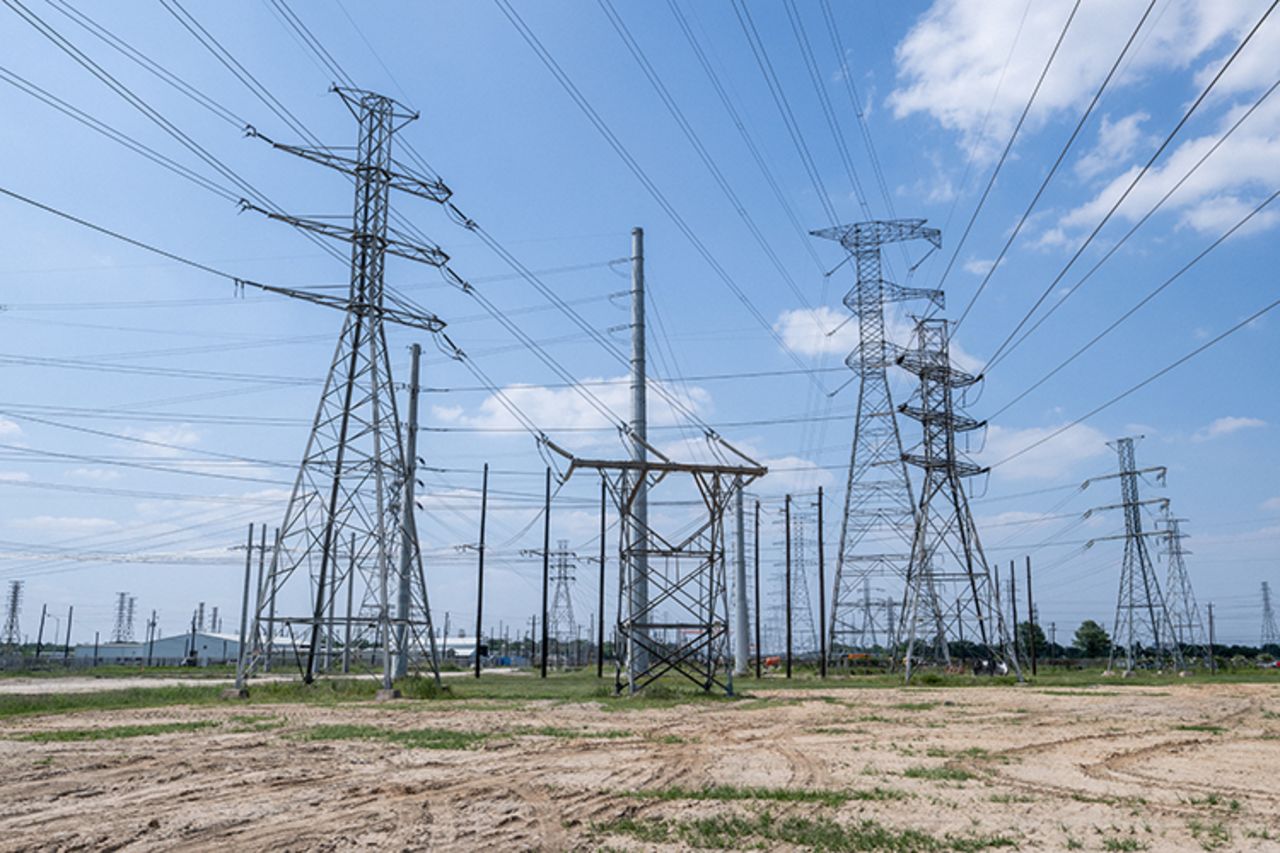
[
  {"x1": 772, "y1": 504, "x2": 818, "y2": 655},
  {"x1": 1086, "y1": 437, "x2": 1185, "y2": 673},
  {"x1": 1262, "y1": 582, "x2": 1279, "y2": 648},
  {"x1": 897, "y1": 319, "x2": 1018, "y2": 680},
  {"x1": 547, "y1": 539, "x2": 578, "y2": 654},
  {"x1": 246, "y1": 88, "x2": 445, "y2": 689},
  {"x1": 1, "y1": 581, "x2": 20, "y2": 648},
  {"x1": 565, "y1": 456, "x2": 765, "y2": 695},
  {"x1": 1158, "y1": 515, "x2": 1210, "y2": 666},
  {"x1": 111, "y1": 592, "x2": 135, "y2": 644},
  {"x1": 812, "y1": 220, "x2": 943, "y2": 656}
]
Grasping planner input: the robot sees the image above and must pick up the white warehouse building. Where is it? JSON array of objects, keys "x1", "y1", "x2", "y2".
[{"x1": 75, "y1": 631, "x2": 243, "y2": 666}]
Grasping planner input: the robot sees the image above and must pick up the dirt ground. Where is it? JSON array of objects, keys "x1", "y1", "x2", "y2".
[{"x1": 0, "y1": 681, "x2": 1277, "y2": 851}]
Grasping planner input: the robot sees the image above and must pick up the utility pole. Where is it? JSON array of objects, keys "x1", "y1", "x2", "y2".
[
  {"x1": 1025, "y1": 556, "x2": 1037, "y2": 676},
  {"x1": 1010, "y1": 563, "x2": 1019, "y2": 664},
  {"x1": 785, "y1": 494, "x2": 793, "y2": 679},
  {"x1": 733, "y1": 477, "x2": 749, "y2": 675},
  {"x1": 474, "y1": 463, "x2": 488, "y2": 679},
  {"x1": 35, "y1": 603, "x2": 46, "y2": 659},
  {"x1": 815, "y1": 220, "x2": 942, "y2": 657},
  {"x1": 394, "y1": 342, "x2": 423, "y2": 681},
  {"x1": 817, "y1": 486, "x2": 827, "y2": 678},
  {"x1": 540, "y1": 467, "x2": 551, "y2": 679},
  {"x1": 147, "y1": 610, "x2": 157, "y2": 666},
  {"x1": 754, "y1": 499, "x2": 762, "y2": 679},
  {"x1": 1207, "y1": 603, "x2": 1217, "y2": 674},
  {"x1": 234, "y1": 523, "x2": 255, "y2": 694},
  {"x1": 343, "y1": 533, "x2": 355, "y2": 674},
  {"x1": 597, "y1": 475, "x2": 606, "y2": 679},
  {"x1": 92, "y1": 631, "x2": 99, "y2": 667},
  {"x1": 628, "y1": 225, "x2": 649, "y2": 680},
  {"x1": 62, "y1": 606, "x2": 73, "y2": 662}
]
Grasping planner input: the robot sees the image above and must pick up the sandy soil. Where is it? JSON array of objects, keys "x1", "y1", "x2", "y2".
[{"x1": 0, "y1": 681, "x2": 1277, "y2": 851}]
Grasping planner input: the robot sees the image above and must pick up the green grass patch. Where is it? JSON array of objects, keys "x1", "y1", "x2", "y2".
[
  {"x1": 893, "y1": 701, "x2": 940, "y2": 711},
  {"x1": 8, "y1": 720, "x2": 219, "y2": 742},
  {"x1": 902, "y1": 766, "x2": 975, "y2": 783},
  {"x1": 595, "y1": 811, "x2": 1014, "y2": 851},
  {"x1": 1101, "y1": 839, "x2": 1147, "y2": 851},
  {"x1": 1175, "y1": 724, "x2": 1225, "y2": 734},
  {"x1": 511, "y1": 725, "x2": 632, "y2": 739},
  {"x1": 632, "y1": 784, "x2": 853, "y2": 807},
  {"x1": 293, "y1": 723, "x2": 487, "y2": 750}
]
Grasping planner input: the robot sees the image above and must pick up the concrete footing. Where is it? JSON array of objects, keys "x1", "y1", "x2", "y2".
[
  {"x1": 220, "y1": 688, "x2": 249, "y2": 700},
  {"x1": 375, "y1": 688, "x2": 402, "y2": 702}
]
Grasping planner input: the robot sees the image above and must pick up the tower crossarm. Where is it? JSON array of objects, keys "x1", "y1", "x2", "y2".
[
  {"x1": 253, "y1": 140, "x2": 454, "y2": 204},
  {"x1": 895, "y1": 352, "x2": 981, "y2": 387},
  {"x1": 241, "y1": 202, "x2": 451, "y2": 267},
  {"x1": 901, "y1": 453, "x2": 986, "y2": 477},
  {"x1": 882, "y1": 282, "x2": 944, "y2": 310},
  {"x1": 228, "y1": 275, "x2": 445, "y2": 332},
  {"x1": 1083, "y1": 530, "x2": 1169, "y2": 547},
  {"x1": 811, "y1": 219, "x2": 942, "y2": 251},
  {"x1": 1082, "y1": 465, "x2": 1167, "y2": 489},
  {"x1": 897, "y1": 404, "x2": 983, "y2": 432},
  {"x1": 1082, "y1": 497, "x2": 1170, "y2": 519}
]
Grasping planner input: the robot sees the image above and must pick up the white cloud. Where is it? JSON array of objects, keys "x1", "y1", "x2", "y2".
[
  {"x1": 11, "y1": 515, "x2": 119, "y2": 533},
  {"x1": 1193, "y1": 415, "x2": 1266, "y2": 441},
  {"x1": 889, "y1": 1, "x2": 1265, "y2": 162},
  {"x1": 0, "y1": 418, "x2": 21, "y2": 438},
  {"x1": 1260, "y1": 496, "x2": 1280, "y2": 512},
  {"x1": 65, "y1": 467, "x2": 122, "y2": 482},
  {"x1": 978, "y1": 422, "x2": 1110, "y2": 481},
  {"x1": 123, "y1": 423, "x2": 201, "y2": 457},
  {"x1": 962, "y1": 258, "x2": 997, "y2": 275},
  {"x1": 1074, "y1": 111, "x2": 1149, "y2": 181},
  {"x1": 0, "y1": 470, "x2": 30, "y2": 482},
  {"x1": 775, "y1": 305, "x2": 858, "y2": 356}
]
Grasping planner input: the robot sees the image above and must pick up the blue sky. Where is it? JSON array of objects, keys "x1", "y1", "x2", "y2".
[{"x1": 0, "y1": 0, "x2": 1276, "y2": 648}]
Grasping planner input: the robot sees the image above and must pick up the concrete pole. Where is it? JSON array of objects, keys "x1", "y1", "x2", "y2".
[
  {"x1": 540, "y1": 467, "x2": 551, "y2": 679},
  {"x1": 250, "y1": 523, "x2": 266, "y2": 662},
  {"x1": 733, "y1": 477, "x2": 749, "y2": 675},
  {"x1": 395, "y1": 342, "x2": 422, "y2": 679},
  {"x1": 474, "y1": 462, "x2": 488, "y2": 679},
  {"x1": 629, "y1": 226, "x2": 648, "y2": 682},
  {"x1": 62, "y1": 606, "x2": 73, "y2": 662},
  {"x1": 34, "y1": 604, "x2": 46, "y2": 659},
  {"x1": 234, "y1": 523, "x2": 255, "y2": 691},
  {"x1": 147, "y1": 610, "x2": 156, "y2": 666},
  {"x1": 597, "y1": 475, "x2": 607, "y2": 678},
  {"x1": 343, "y1": 532, "x2": 355, "y2": 674},
  {"x1": 264, "y1": 528, "x2": 279, "y2": 673}
]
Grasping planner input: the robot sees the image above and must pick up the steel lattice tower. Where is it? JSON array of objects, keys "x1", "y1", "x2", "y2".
[
  {"x1": 774, "y1": 507, "x2": 818, "y2": 654},
  {"x1": 1, "y1": 581, "x2": 21, "y2": 647},
  {"x1": 1159, "y1": 515, "x2": 1209, "y2": 666},
  {"x1": 812, "y1": 220, "x2": 942, "y2": 656},
  {"x1": 248, "y1": 88, "x2": 448, "y2": 687},
  {"x1": 547, "y1": 539, "x2": 577, "y2": 656},
  {"x1": 1100, "y1": 438, "x2": 1185, "y2": 673},
  {"x1": 897, "y1": 319, "x2": 1017, "y2": 680},
  {"x1": 1262, "y1": 582, "x2": 1279, "y2": 648},
  {"x1": 111, "y1": 592, "x2": 133, "y2": 643}
]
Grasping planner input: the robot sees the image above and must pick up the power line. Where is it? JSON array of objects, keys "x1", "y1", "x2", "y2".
[
  {"x1": 931, "y1": 0, "x2": 1081, "y2": 299},
  {"x1": 980, "y1": 0, "x2": 1279, "y2": 368},
  {"x1": 951, "y1": 0, "x2": 1158, "y2": 330}
]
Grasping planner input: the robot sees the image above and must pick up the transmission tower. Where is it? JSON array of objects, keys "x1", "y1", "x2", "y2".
[
  {"x1": 1262, "y1": 582, "x2": 1279, "y2": 648},
  {"x1": 813, "y1": 220, "x2": 943, "y2": 657},
  {"x1": 1086, "y1": 437, "x2": 1184, "y2": 673},
  {"x1": 1158, "y1": 515, "x2": 1209, "y2": 666},
  {"x1": 1, "y1": 581, "x2": 21, "y2": 647},
  {"x1": 897, "y1": 318, "x2": 1017, "y2": 680},
  {"x1": 112, "y1": 592, "x2": 134, "y2": 643},
  {"x1": 247, "y1": 88, "x2": 449, "y2": 688},
  {"x1": 547, "y1": 539, "x2": 577, "y2": 661},
  {"x1": 773, "y1": 505, "x2": 818, "y2": 654}
]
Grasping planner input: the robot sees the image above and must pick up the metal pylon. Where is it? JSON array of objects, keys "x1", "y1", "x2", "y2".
[
  {"x1": 1262, "y1": 582, "x2": 1279, "y2": 648},
  {"x1": 547, "y1": 539, "x2": 577, "y2": 663},
  {"x1": 1158, "y1": 515, "x2": 1210, "y2": 667},
  {"x1": 1, "y1": 581, "x2": 20, "y2": 648},
  {"x1": 1097, "y1": 438, "x2": 1185, "y2": 673},
  {"x1": 246, "y1": 88, "x2": 447, "y2": 687},
  {"x1": 812, "y1": 220, "x2": 943, "y2": 657},
  {"x1": 897, "y1": 319, "x2": 1018, "y2": 680}
]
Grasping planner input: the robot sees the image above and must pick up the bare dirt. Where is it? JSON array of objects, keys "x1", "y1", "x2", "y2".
[{"x1": 0, "y1": 681, "x2": 1277, "y2": 851}]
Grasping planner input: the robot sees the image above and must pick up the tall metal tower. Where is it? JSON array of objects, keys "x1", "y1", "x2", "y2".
[
  {"x1": 1089, "y1": 438, "x2": 1184, "y2": 673},
  {"x1": 547, "y1": 539, "x2": 577, "y2": 659},
  {"x1": 813, "y1": 220, "x2": 942, "y2": 657},
  {"x1": 1159, "y1": 515, "x2": 1209, "y2": 666},
  {"x1": 773, "y1": 506, "x2": 818, "y2": 654},
  {"x1": 1262, "y1": 582, "x2": 1279, "y2": 648},
  {"x1": 897, "y1": 319, "x2": 1016, "y2": 679},
  {"x1": 112, "y1": 592, "x2": 134, "y2": 643},
  {"x1": 247, "y1": 88, "x2": 447, "y2": 687},
  {"x1": 1, "y1": 581, "x2": 21, "y2": 647}
]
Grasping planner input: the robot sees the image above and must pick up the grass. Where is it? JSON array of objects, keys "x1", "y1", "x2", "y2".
[
  {"x1": 594, "y1": 811, "x2": 1015, "y2": 851},
  {"x1": 292, "y1": 723, "x2": 488, "y2": 750},
  {"x1": 1101, "y1": 839, "x2": 1147, "y2": 851},
  {"x1": 1187, "y1": 819, "x2": 1231, "y2": 850},
  {"x1": 902, "y1": 766, "x2": 976, "y2": 783},
  {"x1": 7, "y1": 720, "x2": 219, "y2": 742},
  {"x1": 893, "y1": 701, "x2": 940, "y2": 711},
  {"x1": 510, "y1": 725, "x2": 632, "y2": 739},
  {"x1": 1175, "y1": 724, "x2": 1226, "y2": 734},
  {"x1": 629, "y1": 783, "x2": 905, "y2": 807}
]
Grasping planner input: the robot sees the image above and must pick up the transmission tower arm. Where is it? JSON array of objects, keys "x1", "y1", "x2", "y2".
[
  {"x1": 1082, "y1": 465, "x2": 1167, "y2": 489},
  {"x1": 811, "y1": 219, "x2": 942, "y2": 251},
  {"x1": 240, "y1": 202, "x2": 451, "y2": 267},
  {"x1": 1084, "y1": 530, "x2": 1170, "y2": 548},
  {"x1": 1082, "y1": 497, "x2": 1169, "y2": 518},
  {"x1": 882, "y1": 282, "x2": 944, "y2": 309},
  {"x1": 231, "y1": 277, "x2": 445, "y2": 332}
]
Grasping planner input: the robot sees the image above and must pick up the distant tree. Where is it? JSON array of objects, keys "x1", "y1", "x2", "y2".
[
  {"x1": 1017, "y1": 621, "x2": 1046, "y2": 659},
  {"x1": 1073, "y1": 620, "x2": 1111, "y2": 658}
]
